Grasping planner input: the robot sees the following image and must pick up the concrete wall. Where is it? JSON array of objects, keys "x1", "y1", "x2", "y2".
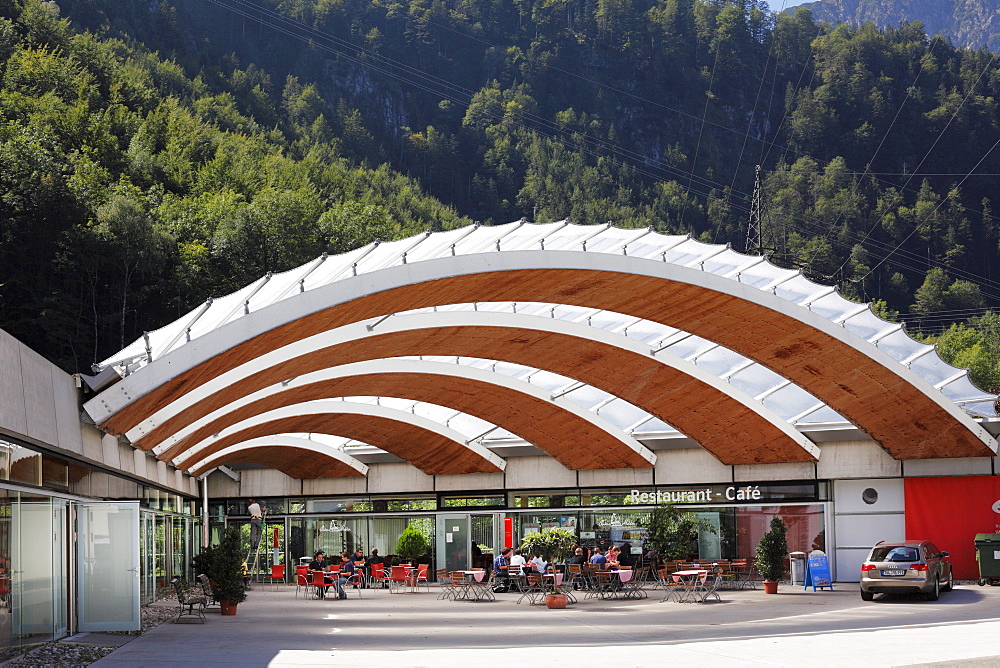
[{"x1": 0, "y1": 328, "x2": 193, "y2": 497}]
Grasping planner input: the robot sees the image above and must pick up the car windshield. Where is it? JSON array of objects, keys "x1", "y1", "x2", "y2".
[{"x1": 870, "y1": 546, "x2": 920, "y2": 562}]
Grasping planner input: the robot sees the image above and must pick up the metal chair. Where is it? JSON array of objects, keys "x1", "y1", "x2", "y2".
[
  {"x1": 517, "y1": 574, "x2": 547, "y2": 605},
  {"x1": 264, "y1": 563, "x2": 285, "y2": 591},
  {"x1": 370, "y1": 563, "x2": 390, "y2": 589}
]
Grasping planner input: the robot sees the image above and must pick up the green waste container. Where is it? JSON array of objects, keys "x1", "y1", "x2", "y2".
[{"x1": 974, "y1": 533, "x2": 1000, "y2": 586}]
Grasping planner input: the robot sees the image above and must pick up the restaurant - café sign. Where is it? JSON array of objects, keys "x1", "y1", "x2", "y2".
[{"x1": 625, "y1": 485, "x2": 764, "y2": 505}]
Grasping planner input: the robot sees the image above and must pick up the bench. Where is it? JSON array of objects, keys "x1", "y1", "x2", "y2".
[{"x1": 172, "y1": 577, "x2": 207, "y2": 623}]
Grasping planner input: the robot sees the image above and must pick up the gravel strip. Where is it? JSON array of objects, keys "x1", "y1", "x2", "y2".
[{"x1": 6, "y1": 600, "x2": 181, "y2": 667}]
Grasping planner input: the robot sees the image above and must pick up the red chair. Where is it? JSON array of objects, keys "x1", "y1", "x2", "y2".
[
  {"x1": 294, "y1": 566, "x2": 310, "y2": 599},
  {"x1": 389, "y1": 565, "x2": 410, "y2": 593},
  {"x1": 414, "y1": 564, "x2": 430, "y2": 592},
  {"x1": 342, "y1": 568, "x2": 364, "y2": 598},
  {"x1": 310, "y1": 570, "x2": 328, "y2": 599},
  {"x1": 264, "y1": 564, "x2": 285, "y2": 591},
  {"x1": 370, "y1": 563, "x2": 389, "y2": 589}
]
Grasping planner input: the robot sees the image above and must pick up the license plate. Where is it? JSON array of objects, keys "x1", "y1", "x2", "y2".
[{"x1": 881, "y1": 569, "x2": 906, "y2": 576}]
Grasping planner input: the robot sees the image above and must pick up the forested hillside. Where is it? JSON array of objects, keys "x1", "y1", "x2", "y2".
[
  {"x1": 4, "y1": 0, "x2": 1000, "y2": 390},
  {"x1": 797, "y1": 0, "x2": 1000, "y2": 51}
]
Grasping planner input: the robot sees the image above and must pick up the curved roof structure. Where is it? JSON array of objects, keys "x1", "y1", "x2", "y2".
[
  {"x1": 167, "y1": 359, "x2": 656, "y2": 472},
  {"x1": 83, "y1": 222, "x2": 998, "y2": 478},
  {"x1": 187, "y1": 435, "x2": 369, "y2": 479},
  {"x1": 174, "y1": 400, "x2": 506, "y2": 476},
  {"x1": 135, "y1": 316, "x2": 816, "y2": 467}
]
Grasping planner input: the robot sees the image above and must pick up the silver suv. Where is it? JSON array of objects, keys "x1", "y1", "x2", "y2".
[{"x1": 860, "y1": 540, "x2": 953, "y2": 601}]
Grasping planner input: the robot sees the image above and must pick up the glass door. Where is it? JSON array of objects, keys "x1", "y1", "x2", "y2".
[
  {"x1": 436, "y1": 515, "x2": 470, "y2": 572},
  {"x1": 12, "y1": 496, "x2": 68, "y2": 643},
  {"x1": 77, "y1": 502, "x2": 140, "y2": 632}
]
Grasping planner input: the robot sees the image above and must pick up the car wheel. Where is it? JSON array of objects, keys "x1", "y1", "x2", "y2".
[
  {"x1": 925, "y1": 577, "x2": 939, "y2": 601},
  {"x1": 860, "y1": 589, "x2": 874, "y2": 601},
  {"x1": 979, "y1": 578, "x2": 988, "y2": 586},
  {"x1": 942, "y1": 573, "x2": 953, "y2": 592}
]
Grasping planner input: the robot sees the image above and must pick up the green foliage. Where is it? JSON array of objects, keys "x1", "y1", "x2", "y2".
[
  {"x1": 640, "y1": 504, "x2": 717, "y2": 561},
  {"x1": 209, "y1": 526, "x2": 247, "y2": 604},
  {"x1": 931, "y1": 311, "x2": 1000, "y2": 391},
  {"x1": 395, "y1": 525, "x2": 430, "y2": 561},
  {"x1": 754, "y1": 516, "x2": 789, "y2": 582},
  {"x1": 519, "y1": 527, "x2": 576, "y2": 564},
  {"x1": 2, "y1": 0, "x2": 1000, "y2": 378}
]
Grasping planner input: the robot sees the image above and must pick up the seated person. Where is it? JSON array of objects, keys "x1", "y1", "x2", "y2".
[
  {"x1": 334, "y1": 559, "x2": 353, "y2": 599},
  {"x1": 606, "y1": 546, "x2": 621, "y2": 569},
  {"x1": 568, "y1": 547, "x2": 587, "y2": 566},
  {"x1": 366, "y1": 548, "x2": 385, "y2": 567},
  {"x1": 509, "y1": 549, "x2": 527, "y2": 571},
  {"x1": 492, "y1": 547, "x2": 512, "y2": 591},
  {"x1": 618, "y1": 542, "x2": 635, "y2": 568},
  {"x1": 351, "y1": 548, "x2": 367, "y2": 584},
  {"x1": 308, "y1": 550, "x2": 333, "y2": 597},
  {"x1": 590, "y1": 548, "x2": 607, "y2": 569},
  {"x1": 528, "y1": 554, "x2": 548, "y2": 574}
]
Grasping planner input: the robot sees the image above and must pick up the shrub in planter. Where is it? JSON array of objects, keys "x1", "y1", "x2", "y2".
[
  {"x1": 520, "y1": 527, "x2": 576, "y2": 567},
  {"x1": 210, "y1": 526, "x2": 247, "y2": 611},
  {"x1": 754, "y1": 516, "x2": 788, "y2": 593},
  {"x1": 396, "y1": 525, "x2": 430, "y2": 564}
]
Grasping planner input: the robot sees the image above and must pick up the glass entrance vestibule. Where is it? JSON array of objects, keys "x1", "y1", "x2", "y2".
[{"x1": 217, "y1": 481, "x2": 830, "y2": 580}]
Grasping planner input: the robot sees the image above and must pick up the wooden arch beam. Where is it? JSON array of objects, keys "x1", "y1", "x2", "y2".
[
  {"x1": 87, "y1": 252, "x2": 995, "y2": 460},
  {"x1": 188, "y1": 435, "x2": 369, "y2": 479},
  {"x1": 169, "y1": 360, "x2": 655, "y2": 471},
  {"x1": 145, "y1": 318, "x2": 815, "y2": 466},
  {"x1": 178, "y1": 401, "x2": 506, "y2": 476}
]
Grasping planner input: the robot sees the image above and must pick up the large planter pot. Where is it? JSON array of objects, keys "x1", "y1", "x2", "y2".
[
  {"x1": 545, "y1": 593, "x2": 568, "y2": 609},
  {"x1": 762, "y1": 581, "x2": 779, "y2": 595},
  {"x1": 220, "y1": 600, "x2": 239, "y2": 615}
]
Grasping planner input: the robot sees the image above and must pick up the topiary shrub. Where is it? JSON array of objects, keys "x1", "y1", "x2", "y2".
[
  {"x1": 396, "y1": 525, "x2": 430, "y2": 563},
  {"x1": 754, "y1": 516, "x2": 789, "y2": 582}
]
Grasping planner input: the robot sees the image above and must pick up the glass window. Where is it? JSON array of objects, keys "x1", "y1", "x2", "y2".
[
  {"x1": 509, "y1": 491, "x2": 580, "y2": 508},
  {"x1": 40, "y1": 456, "x2": 68, "y2": 490},
  {"x1": 8, "y1": 447, "x2": 40, "y2": 487},
  {"x1": 440, "y1": 495, "x2": 504, "y2": 508},
  {"x1": 368, "y1": 497, "x2": 436, "y2": 512}
]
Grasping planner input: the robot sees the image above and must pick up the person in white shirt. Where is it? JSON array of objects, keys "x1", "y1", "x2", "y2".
[
  {"x1": 508, "y1": 549, "x2": 527, "y2": 571},
  {"x1": 529, "y1": 554, "x2": 548, "y2": 574},
  {"x1": 247, "y1": 499, "x2": 263, "y2": 550}
]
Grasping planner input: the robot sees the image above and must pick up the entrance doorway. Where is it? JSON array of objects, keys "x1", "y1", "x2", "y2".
[{"x1": 76, "y1": 502, "x2": 140, "y2": 632}]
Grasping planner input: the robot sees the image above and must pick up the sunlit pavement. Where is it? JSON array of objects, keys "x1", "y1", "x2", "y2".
[{"x1": 92, "y1": 582, "x2": 1000, "y2": 667}]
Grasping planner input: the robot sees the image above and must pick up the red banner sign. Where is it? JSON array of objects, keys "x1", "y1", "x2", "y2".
[
  {"x1": 504, "y1": 517, "x2": 513, "y2": 549},
  {"x1": 905, "y1": 476, "x2": 1000, "y2": 579}
]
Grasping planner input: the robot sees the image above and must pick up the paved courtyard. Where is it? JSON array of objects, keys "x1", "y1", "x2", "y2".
[{"x1": 93, "y1": 581, "x2": 1000, "y2": 667}]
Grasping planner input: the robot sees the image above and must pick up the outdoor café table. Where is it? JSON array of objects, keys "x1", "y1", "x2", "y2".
[
  {"x1": 669, "y1": 570, "x2": 709, "y2": 603},
  {"x1": 611, "y1": 569, "x2": 646, "y2": 600},
  {"x1": 454, "y1": 570, "x2": 494, "y2": 601}
]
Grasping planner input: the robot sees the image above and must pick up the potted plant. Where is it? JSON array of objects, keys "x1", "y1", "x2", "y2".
[
  {"x1": 211, "y1": 526, "x2": 248, "y2": 614},
  {"x1": 520, "y1": 527, "x2": 576, "y2": 608},
  {"x1": 640, "y1": 504, "x2": 718, "y2": 563},
  {"x1": 755, "y1": 516, "x2": 788, "y2": 594},
  {"x1": 396, "y1": 525, "x2": 430, "y2": 564}
]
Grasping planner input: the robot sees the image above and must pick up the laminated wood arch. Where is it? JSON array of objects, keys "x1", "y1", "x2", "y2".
[
  {"x1": 188, "y1": 435, "x2": 369, "y2": 479},
  {"x1": 166, "y1": 360, "x2": 655, "y2": 471},
  {"x1": 86, "y1": 250, "x2": 996, "y2": 460},
  {"x1": 141, "y1": 316, "x2": 816, "y2": 466},
  {"x1": 177, "y1": 401, "x2": 506, "y2": 476}
]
